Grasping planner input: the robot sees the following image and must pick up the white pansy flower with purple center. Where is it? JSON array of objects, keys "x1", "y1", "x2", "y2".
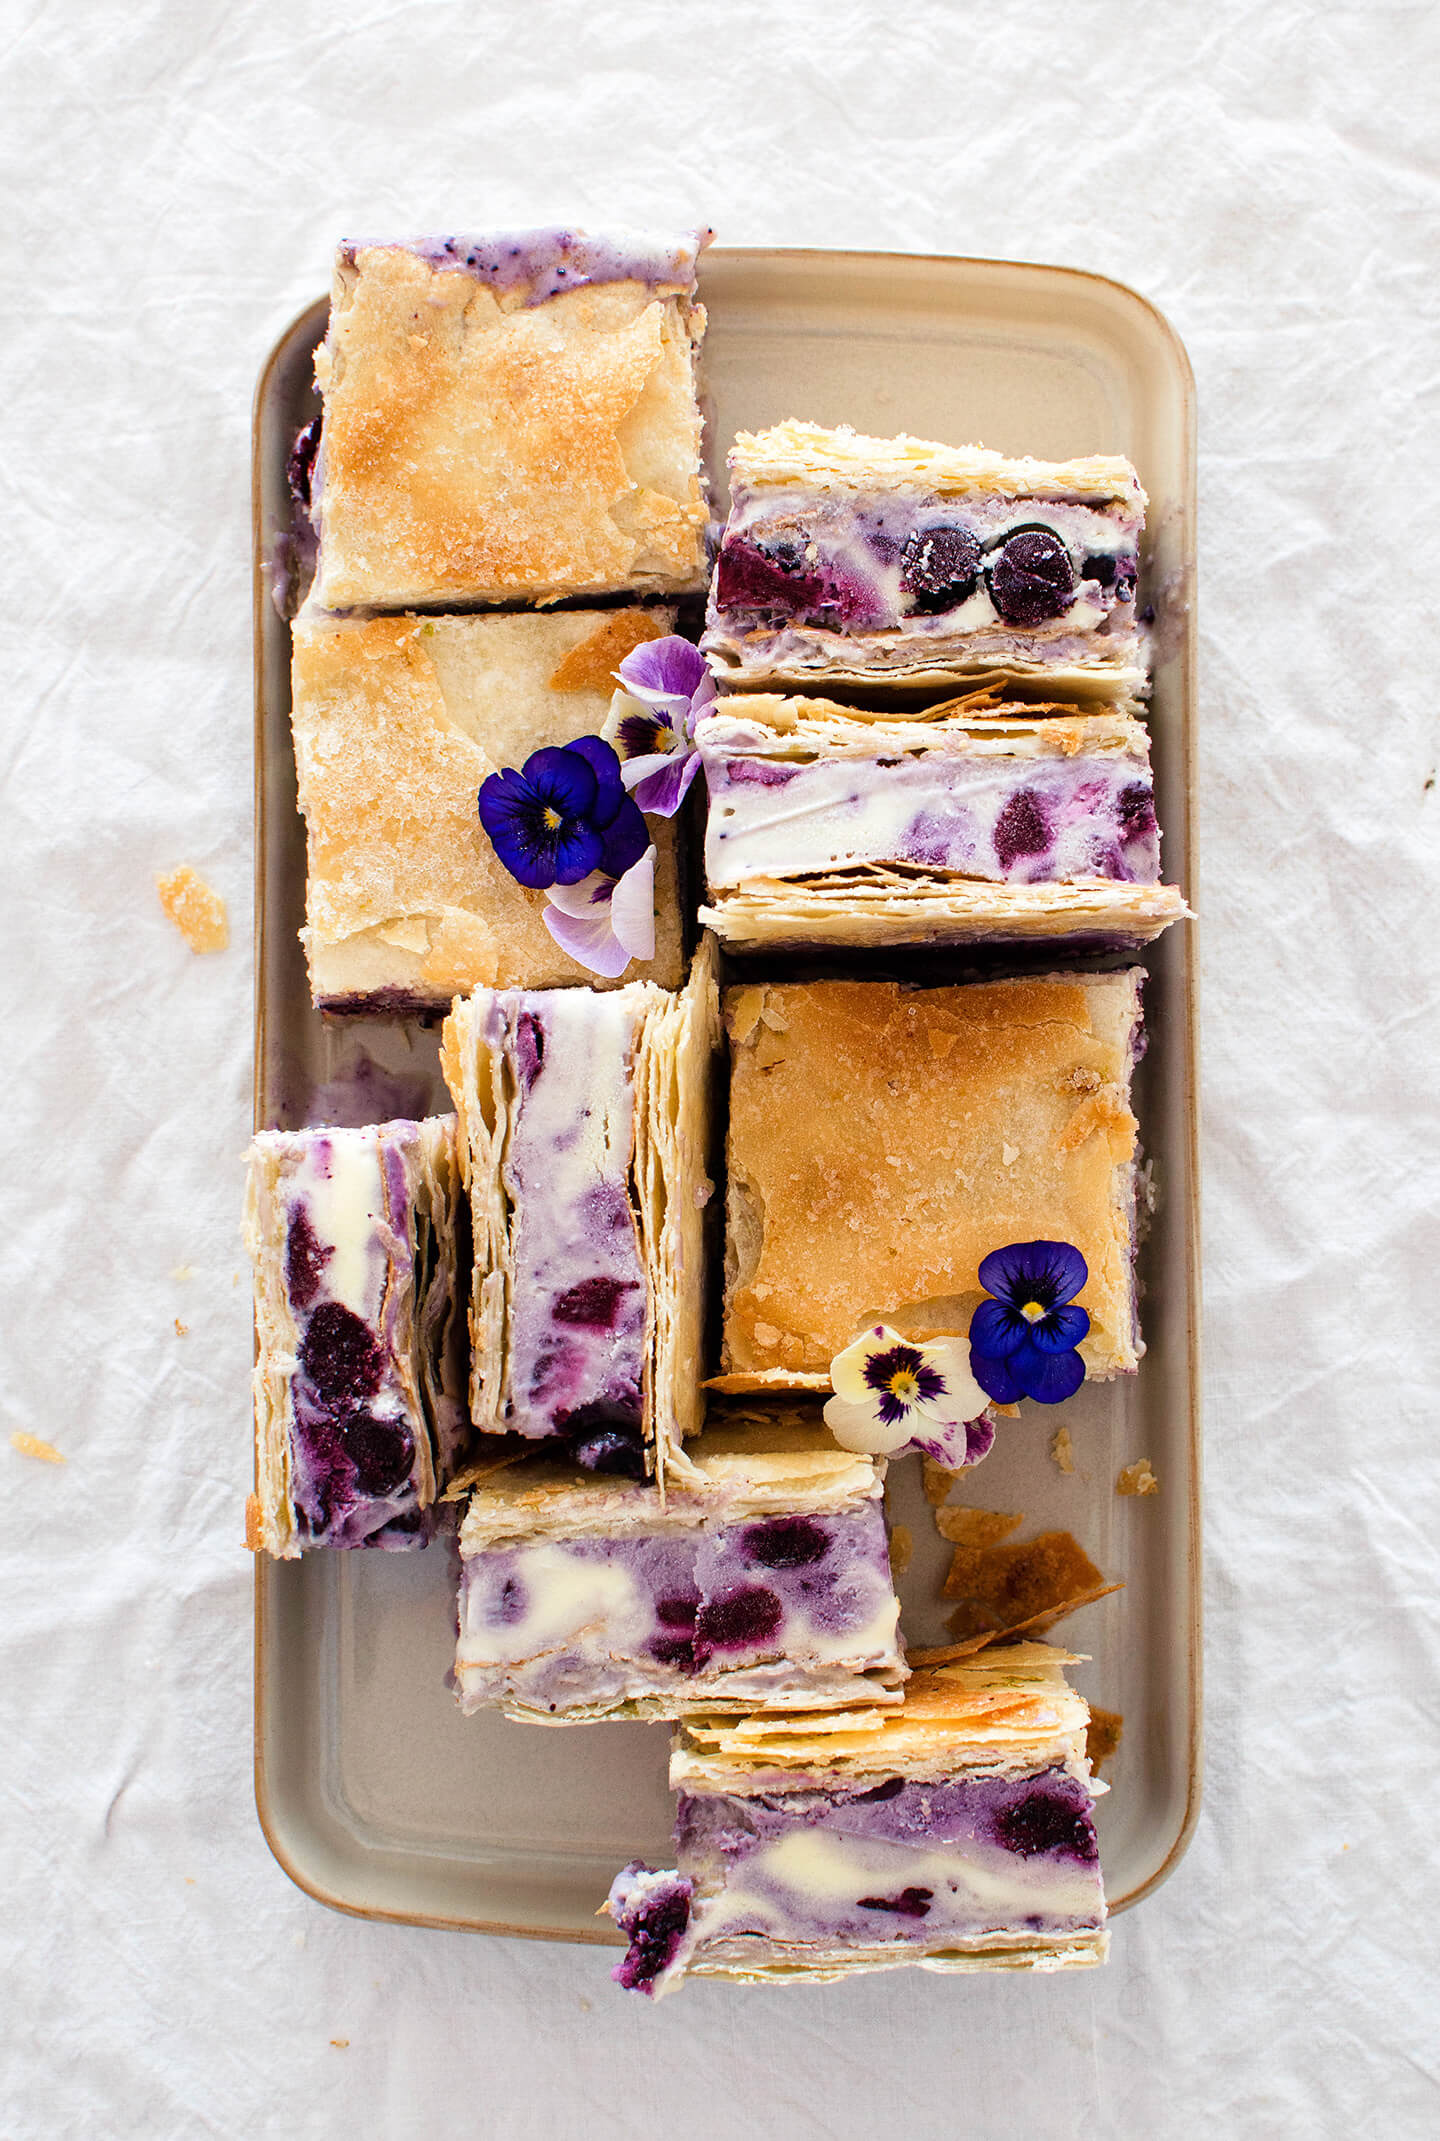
[
  {"x1": 601, "y1": 635, "x2": 717, "y2": 816},
  {"x1": 542, "y1": 845, "x2": 657, "y2": 980},
  {"x1": 823, "y1": 1324, "x2": 996, "y2": 1469}
]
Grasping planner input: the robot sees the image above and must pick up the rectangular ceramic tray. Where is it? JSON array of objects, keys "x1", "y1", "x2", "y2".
[{"x1": 251, "y1": 247, "x2": 1202, "y2": 1944}]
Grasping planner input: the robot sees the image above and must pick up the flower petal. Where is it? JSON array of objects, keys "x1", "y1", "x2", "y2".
[
  {"x1": 968, "y1": 1298, "x2": 1028, "y2": 1359},
  {"x1": 969, "y1": 1347, "x2": 1027, "y2": 1406},
  {"x1": 977, "y1": 1239, "x2": 1088, "y2": 1309},
  {"x1": 1014, "y1": 1342, "x2": 1086, "y2": 1405},
  {"x1": 909, "y1": 1410, "x2": 996, "y2": 1470},
  {"x1": 608, "y1": 848, "x2": 656, "y2": 962},
  {"x1": 829, "y1": 1325, "x2": 905, "y2": 1405},
  {"x1": 550, "y1": 818, "x2": 606, "y2": 885},
  {"x1": 1028, "y1": 1301, "x2": 1091, "y2": 1353},
  {"x1": 565, "y1": 734, "x2": 626, "y2": 828},
  {"x1": 543, "y1": 870, "x2": 614, "y2": 920},
  {"x1": 909, "y1": 1338, "x2": 991, "y2": 1427},
  {"x1": 597, "y1": 794, "x2": 649, "y2": 878},
  {"x1": 630, "y1": 746, "x2": 702, "y2": 817},
  {"x1": 520, "y1": 744, "x2": 599, "y2": 819},
  {"x1": 542, "y1": 897, "x2": 634, "y2": 979},
  {"x1": 822, "y1": 1394, "x2": 904, "y2": 1457},
  {"x1": 616, "y1": 634, "x2": 709, "y2": 707},
  {"x1": 618, "y1": 748, "x2": 675, "y2": 792}
]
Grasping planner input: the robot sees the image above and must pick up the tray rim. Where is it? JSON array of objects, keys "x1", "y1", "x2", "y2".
[{"x1": 249, "y1": 244, "x2": 1203, "y2": 1942}]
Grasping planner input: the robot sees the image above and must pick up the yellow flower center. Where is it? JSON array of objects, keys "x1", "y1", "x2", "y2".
[
  {"x1": 1020, "y1": 1300, "x2": 1046, "y2": 1323},
  {"x1": 542, "y1": 806, "x2": 563, "y2": 831},
  {"x1": 888, "y1": 1370, "x2": 920, "y2": 1402}
]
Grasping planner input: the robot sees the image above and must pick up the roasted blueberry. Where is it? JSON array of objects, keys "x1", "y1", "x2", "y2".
[
  {"x1": 1082, "y1": 551, "x2": 1117, "y2": 588},
  {"x1": 741, "y1": 1516, "x2": 830, "y2": 1569},
  {"x1": 298, "y1": 1302, "x2": 385, "y2": 1408},
  {"x1": 714, "y1": 532, "x2": 825, "y2": 616},
  {"x1": 992, "y1": 788, "x2": 1052, "y2": 869},
  {"x1": 514, "y1": 1009, "x2": 546, "y2": 1091},
  {"x1": 1117, "y1": 783, "x2": 1157, "y2": 840},
  {"x1": 568, "y1": 1414, "x2": 646, "y2": 1477},
  {"x1": 343, "y1": 1416, "x2": 413, "y2": 1496},
  {"x1": 993, "y1": 1788, "x2": 1098, "y2": 1861},
  {"x1": 899, "y1": 524, "x2": 982, "y2": 612},
  {"x1": 852, "y1": 1776, "x2": 906, "y2": 1804},
  {"x1": 614, "y1": 1883, "x2": 693, "y2": 1994},
  {"x1": 693, "y1": 1586, "x2": 783, "y2": 1653},
  {"x1": 986, "y1": 526, "x2": 1076, "y2": 626},
  {"x1": 552, "y1": 1276, "x2": 636, "y2": 1329},
  {"x1": 655, "y1": 1595, "x2": 699, "y2": 1628},
  {"x1": 857, "y1": 1887, "x2": 932, "y2": 1917},
  {"x1": 284, "y1": 1204, "x2": 332, "y2": 1313},
  {"x1": 489, "y1": 1573, "x2": 528, "y2": 1625}
]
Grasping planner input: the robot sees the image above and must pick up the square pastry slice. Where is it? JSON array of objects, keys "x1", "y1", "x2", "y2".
[
  {"x1": 703, "y1": 420, "x2": 1146, "y2": 695},
  {"x1": 441, "y1": 943, "x2": 721, "y2": 1482},
  {"x1": 606, "y1": 1641, "x2": 1107, "y2": 1993},
  {"x1": 291, "y1": 606, "x2": 686, "y2": 1011},
  {"x1": 454, "y1": 1413, "x2": 905, "y2": 1723},
  {"x1": 243, "y1": 1117, "x2": 468, "y2": 1557},
  {"x1": 719, "y1": 972, "x2": 1143, "y2": 1390},
  {"x1": 306, "y1": 229, "x2": 709, "y2": 609},
  {"x1": 695, "y1": 690, "x2": 1189, "y2": 952}
]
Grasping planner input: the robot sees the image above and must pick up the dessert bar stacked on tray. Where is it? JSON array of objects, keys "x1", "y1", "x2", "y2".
[{"x1": 247, "y1": 226, "x2": 1192, "y2": 1994}]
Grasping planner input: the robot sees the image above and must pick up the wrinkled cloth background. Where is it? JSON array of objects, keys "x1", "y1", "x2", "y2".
[{"x1": 4, "y1": 3, "x2": 1438, "y2": 2135}]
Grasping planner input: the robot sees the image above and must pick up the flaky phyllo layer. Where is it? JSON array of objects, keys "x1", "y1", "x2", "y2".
[
  {"x1": 606, "y1": 1643, "x2": 1108, "y2": 1994},
  {"x1": 243, "y1": 1117, "x2": 468, "y2": 1557},
  {"x1": 454, "y1": 1418, "x2": 904, "y2": 1721},
  {"x1": 440, "y1": 942, "x2": 721, "y2": 1483},
  {"x1": 309, "y1": 232, "x2": 710, "y2": 610},
  {"x1": 703, "y1": 421, "x2": 1147, "y2": 694},
  {"x1": 695, "y1": 690, "x2": 1188, "y2": 952}
]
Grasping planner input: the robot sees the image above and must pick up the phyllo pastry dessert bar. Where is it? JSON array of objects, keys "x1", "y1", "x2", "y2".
[
  {"x1": 243, "y1": 1117, "x2": 468, "y2": 1557},
  {"x1": 606, "y1": 1642, "x2": 1107, "y2": 1993},
  {"x1": 704, "y1": 420, "x2": 1146, "y2": 695},
  {"x1": 696, "y1": 690, "x2": 1188, "y2": 952},
  {"x1": 441, "y1": 945, "x2": 721, "y2": 1482},
  {"x1": 454, "y1": 1415, "x2": 905, "y2": 1723},
  {"x1": 290, "y1": 606, "x2": 686, "y2": 1012},
  {"x1": 718, "y1": 971, "x2": 1143, "y2": 1390},
  {"x1": 302, "y1": 228, "x2": 709, "y2": 611}
]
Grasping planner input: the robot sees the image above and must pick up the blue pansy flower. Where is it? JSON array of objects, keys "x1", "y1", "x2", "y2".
[
  {"x1": 968, "y1": 1241, "x2": 1091, "y2": 1406},
  {"x1": 478, "y1": 737, "x2": 644, "y2": 890}
]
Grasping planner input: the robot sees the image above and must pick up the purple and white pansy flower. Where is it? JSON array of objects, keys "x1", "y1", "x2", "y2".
[
  {"x1": 601, "y1": 635, "x2": 716, "y2": 816},
  {"x1": 823, "y1": 1324, "x2": 996, "y2": 1470},
  {"x1": 542, "y1": 846, "x2": 657, "y2": 980}
]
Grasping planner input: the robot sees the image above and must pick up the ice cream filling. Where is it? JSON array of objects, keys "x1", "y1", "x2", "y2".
[
  {"x1": 281, "y1": 1132, "x2": 431, "y2": 1550},
  {"x1": 700, "y1": 731, "x2": 1160, "y2": 888},
  {"x1": 611, "y1": 1768, "x2": 1102, "y2": 1986},
  {"x1": 708, "y1": 488, "x2": 1139, "y2": 642},
  {"x1": 456, "y1": 1505, "x2": 901, "y2": 1713},
  {"x1": 342, "y1": 228, "x2": 708, "y2": 306}
]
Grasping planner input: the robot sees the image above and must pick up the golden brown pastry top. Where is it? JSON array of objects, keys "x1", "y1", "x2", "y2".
[{"x1": 729, "y1": 419, "x2": 1146, "y2": 509}]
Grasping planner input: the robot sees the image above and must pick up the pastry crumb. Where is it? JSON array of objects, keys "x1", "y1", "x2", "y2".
[
  {"x1": 1051, "y1": 1424, "x2": 1076, "y2": 1474},
  {"x1": 1001, "y1": 1141, "x2": 1019, "y2": 1166},
  {"x1": 939, "y1": 1528, "x2": 1119, "y2": 1643},
  {"x1": 934, "y1": 1505, "x2": 1025, "y2": 1548},
  {"x1": 1117, "y1": 1459, "x2": 1159, "y2": 1497},
  {"x1": 174, "y1": 1318, "x2": 189, "y2": 1337},
  {"x1": 888, "y1": 1523, "x2": 913, "y2": 1575},
  {"x1": 10, "y1": 1431, "x2": 65, "y2": 1466},
  {"x1": 1087, "y1": 1708, "x2": 1124, "y2": 1774},
  {"x1": 156, "y1": 864, "x2": 229, "y2": 953},
  {"x1": 329, "y1": 2038, "x2": 350, "y2": 2050},
  {"x1": 170, "y1": 1263, "x2": 194, "y2": 1281},
  {"x1": 921, "y1": 1457, "x2": 956, "y2": 1505}
]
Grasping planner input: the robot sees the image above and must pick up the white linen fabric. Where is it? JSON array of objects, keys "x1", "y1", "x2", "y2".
[{"x1": 2, "y1": 3, "x2": 1438, "y2": 2136}]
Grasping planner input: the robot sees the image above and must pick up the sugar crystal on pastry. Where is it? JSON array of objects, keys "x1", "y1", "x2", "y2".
[
  {"x1": 605, "y1": 1642, "x2": 1107, "y2": 1993},
  {"x1": 718, "y1": 972, "x2": 1144, "y2": 1390},
  {"x1": 307, "y1": 230, "x2": 710, "y2": 610},
  {"x1": 453, "y1": 1413, "x2": 905, "y2": 1723},
  {"x1": 695, "y1": 690, "x2": 1188, "y2": 952},
  {"x1": 243, "y1": 1117, "x2": 468, "y2": 1558},
  {"x1": 290, "y1": 606, "x2": 685, "y2": 1010},
  {"x1": 704, "y1": 420, "x2": 1146, "y2": 695}
]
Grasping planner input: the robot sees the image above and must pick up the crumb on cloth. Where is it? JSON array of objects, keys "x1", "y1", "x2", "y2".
[
  {"x1": 157, "y1": 864, "x2": 229, "y2": 953},
  {"x1": 1117, "y1": 1459, "x2": 1159, "y2": 1497},
  {"x1": 11, "y1": 1431, "x2": 65, "y2": 1466}
]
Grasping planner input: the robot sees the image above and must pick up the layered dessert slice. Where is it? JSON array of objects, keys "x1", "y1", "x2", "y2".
[
  {"x1": 243, "y1": 1117, "x2": 468, "y2": 1557},
  {"x1": 695, "y1": 690, "x2": 1188, "y2": 952},
  {"x1": 304, "y1": 228, "x2": 709, "y2": 610},
  {"x1": 606, "y1": 1641, "x2": 1107, "y2": 1992},
  {"x1": 290, "y1": 607, "x2": 686, "y2": 1012},
  {"x1": 454, "y1": 1414, "x2": 905, "y2": 1722},
  {"x1": 704, "y1": 420, "x2": 1146, "y2": 695},
  {"x1": 718, "y1": 972, "x2": 1143, "y2": 1391},
  {"x1": 440, "y1": 944, "x2": 721, "y2": 1482}
]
